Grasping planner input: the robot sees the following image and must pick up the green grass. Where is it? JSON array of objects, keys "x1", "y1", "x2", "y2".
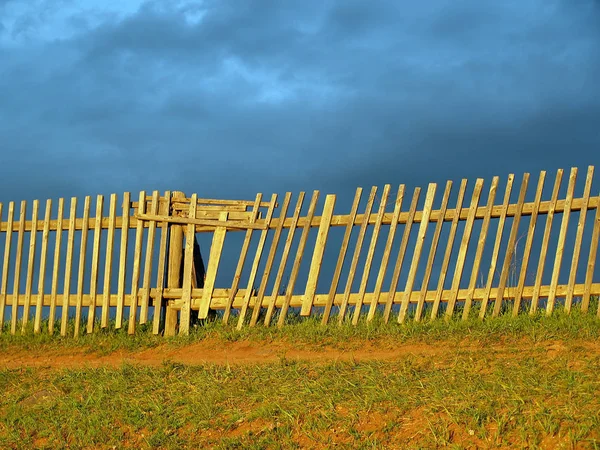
[
  {"x1": 1, "y1": 346, "x2": 599, "y2": 449},
  {"x1": 1, "y1": 302, "x2": 599, "y2": 448},
  {"x1": 1, "y1": 301, "x2": 599, "y2": 354}
]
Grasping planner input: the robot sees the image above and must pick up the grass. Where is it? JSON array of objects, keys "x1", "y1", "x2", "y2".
[
  {"x1": 1, "y1": 300, "x2": 599, "y2": 354},
  {"x1": 0, "y1": 301, "x2": 599, "y2": 448},
  {"x1": 1, "y1": 345, "x2": 599, "y2": 448}
]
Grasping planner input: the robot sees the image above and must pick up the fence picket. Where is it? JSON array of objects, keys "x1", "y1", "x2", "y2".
[
  {"x1": 115, "y1": 192, "x2": 130, "y2": 329},
  {"x1": 237, "y1": 195, "x2": 278, "y2": 329},
  {"x1": 338, "y1": 187, "x2": 377, "y2": 324},
  {"x1": 264, "y1": 193, "x2": 305, "y2": 327},
  {"x1": 399, "y1": 183, "x2": 437, "y2": 323},
  {"x1": 277, "y1": 191, "x2": 320, "y2": 328},
  {"x1": 10, "y1": 201, "x2": 27, "y2": 334},
  {"x1": 249, "y1": 193, "x2": 292, "y2": 327},
  {"x1": 179, "y1": 194, "x2": 196, "y2": 336},
  {"x1": 22, "y1": 200, "x2": 39, "y2": 333},
  {"x1": 352, "y1": 185, "x2": 391, "y2": 325},
  {"x1": 493, "y1": 174, "x2": 530, "y2": 317},
  {"x1": 49, "y1": 199, "x2": 64, "y2": 334},
  {"x1": 128, "y1": 191, "x2": 146, "y2": 334},
  {"x1": 199, "y1": 211, "x2": 229, "y2": 321},
  {"x1": 0, "y1": 202, "x2": 12, "y2": 332},
  {"x1": 444, "y1": 180, "x2": 484, "y2": 320},
  {"x1": 223, "y1": 194, "x2": 262, "y2": 325},
  {"x1": 323, "y1": 188, "x2": 363, "y2": 325},
  {"x1": 547, "y1": 168, "x2": 578, "y2": 315},
  {"x1": 479, "y1": 175, "x2": 515, "y2": 319},
  {"x1": 301, "y1": 194, "x2": 337, "y2": 318},
  {"x1": 462, "y1": 178, "x2": 499, "y2": 320},
  {"x1": 530, "y1": 170, "x2": 563, "y2": 314},
  {"x1": 416, "y1": 181, "x2": 452, "y2": 322},
  {"x1": 101, "y1": 194, "x2": 117, "y2": 328},
  {"x1": 74, "y1": 196, "x2": 91, "y2": 337},
  {"x1": 86, "y1": 195, "x2": 104, "y2": 333},
  {"x1": 152, "y1": 191, "x2": 171, "y2": 335},
  {"x1": 512, "y1": 172, "x2": 546, "y2": 316},
  {"x1": 565, "y1": 166, "x2": 594, "y2": 312},
  {"x1": 34, "y1": 199, "x2": 52, "y2": 334},
  {"x1": 383, "y1": 187, "x2": 422, "y2": 323},
  {"x1": 431, "y1": 180, "x2": 468, "y2": 320},
  {"x1": 367, "y1": 185, "x2": 405, "y2": 322},
  {"x1": 60, "y1": 198, "x2": 77, "y2": 336},
  {"x1": 140, "y1": 192, "x2": 159, "y2": 325}
]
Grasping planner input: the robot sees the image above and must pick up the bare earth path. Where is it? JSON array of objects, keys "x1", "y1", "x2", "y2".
[{"x1": 2, "y1": 337, "x2": 598, "y2": 369}]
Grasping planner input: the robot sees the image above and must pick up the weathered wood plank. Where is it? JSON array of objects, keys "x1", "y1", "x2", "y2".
[
  {"x1": 249, "y1": 193, "x2": 292, "y2": 327},
  {"x1": 352, "y1": 185, "x2": 391, "y2": 325},
  {"x1": 462, "y1": 177, "x2": 499, "y2": 320},
  {"x1": 128, "y1": 191, "x2": 147, "y2": 334},
  {"x1": 115, "y1": 192, "x2": 130, "y2": 329},
  {"x1": 565, "y1": 166, "x2": 594, "y2": 312},
  {"x1": 430, "y1": 180, "x2": 468, "y2": 320},
  {"x1": 140, "y1": 191, "x2": 159, "y2": 325},
  {"x1": 444, "y1": 180, "x2": 484, "y2": 320},
  {"x1": 546, "y1": 168, "x2": 577, "y2": 316},
  {"x1": 101, "y1": 194, "x2": 117, "y2": 329},
  {"x1": 582, "y1": 191, "x2": 600, "y2": 313},
  {"x1": 367, "y1": 185, "x2": 405, "y2": 322},
  {"x1": 399, "y1": 184, "x2": 437, "y2": 323},
  {"x1": 492, "y1": 174, "x2": 530, "y2": 317},
  {"x1": 178, "y1": 194, "x2": 197, "y2": 335},
  {"x1": 22, "y1": 200, "x2": 38, "y2": 333},
  {"x1": 199, "y1": 211, "x2": 228, "y2": 321},
  {"x1": 10, "y1": 201, "x2": 27, "y2": 334},
  {"x1": 479, "y1": 175, "x2": 515, "y2": 319},
  {"x1": 151, "y1": 191, "x2": 171, "y2": 334},
  {"x1": 60, "y1": 198, "x2": 77, "y2": 336},
  {"x1": 136, "y1": 213, "x2": 266, "y2": 230},
  {"x1": 530, "y1": 171, "x2": 563, "y2": 314},
  {"x1": 264, "y1": 193, "x2": 305, "y2": 327},
  {"x1": 236, "y1": 195, "x2": 278, "y2": 329},
  {"x1": 223, "y1": 194, "x2": 262, "y2": 325},
  {"x1": 0, "y1": 202, "x2": 11, "y2": 332},
  {"x1": 34, "y1": 199, "x2": 52, "y2": 334},
  {"x1": 416, "y1": 181, "x2": 452, "y2": 322},
  {"x1": 323, "y1": 188, "x2": 363, "y2": 325},
  {"x1": 1, "y1": 194, "x2": 599, "y2": 234},
  {"x1": 86, "y1": 195, "x2": 104, "y2": 333},
  {"x1": 338, "y1": 187, "x2": 377, "y2": 324},
  {"x1": 74, "y1": 196, "x2": 91, "y2": 337},
  {"x1": 247, "y1": 196, "x2": 600, "y2": 231},
  {"x1": 277, "y1": 191, "x2": 320, "y2": 328},
  {"x1": 48, "y1": 199, "x2": 63, "y2": 334},
  {"x1": 5, "y1": 282, "x2": 600, "y2": 309},
  {"x1": 383, "y1": 187, "x2": 422, "y2": 323},
  {"x1": 512, "y1": 172, "x2": 545, "y2": 316},
  {"x1": 301, "y1": 194, "x2": 337, "y2": 317}
]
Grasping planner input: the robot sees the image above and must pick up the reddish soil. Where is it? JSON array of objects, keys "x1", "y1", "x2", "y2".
[{"x1": 1, "y1": 338, "x2": 599, "y2": 370}]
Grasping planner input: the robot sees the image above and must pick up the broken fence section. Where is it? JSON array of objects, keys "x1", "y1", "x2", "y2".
[{"x1": 0, "y1": 166, "x2": 599, "y2": 336}]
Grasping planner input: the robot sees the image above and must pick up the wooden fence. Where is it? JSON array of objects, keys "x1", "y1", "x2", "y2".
[{"x1": 0, "y1": 166, "x2": 599, "y2": 337}]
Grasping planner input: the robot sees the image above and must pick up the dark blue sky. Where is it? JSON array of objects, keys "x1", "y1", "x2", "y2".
[{"x1": 1, "y1": 0, "x2": 599, "y2": 204}]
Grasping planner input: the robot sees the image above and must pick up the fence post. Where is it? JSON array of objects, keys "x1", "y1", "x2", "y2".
[{"x1": 164, "y1": 191, "x2": 185, "y2": 336}]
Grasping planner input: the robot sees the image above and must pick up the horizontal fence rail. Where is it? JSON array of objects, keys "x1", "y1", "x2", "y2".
[{"x1": 0, "y1": 166, "x2": 599, "y2": 337}]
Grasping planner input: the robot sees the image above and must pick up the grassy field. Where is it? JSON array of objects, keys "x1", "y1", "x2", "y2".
[{"x1": 1, "y1": 309, "x2": 600, "y2": 449}]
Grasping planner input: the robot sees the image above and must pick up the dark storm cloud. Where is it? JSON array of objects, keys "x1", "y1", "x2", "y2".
[{"x1": 0, "y1": 0, "x2": 599, "y2": 208}]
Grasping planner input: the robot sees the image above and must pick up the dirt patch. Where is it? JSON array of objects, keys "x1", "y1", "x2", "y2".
[{"x1": 1, "y1": 337, "x2": 599, "y2": 370}]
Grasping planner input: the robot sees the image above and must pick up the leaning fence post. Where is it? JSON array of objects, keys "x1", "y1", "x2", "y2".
[{"x1": 164, "y1": 191, "x2": 185, "y2": 336}]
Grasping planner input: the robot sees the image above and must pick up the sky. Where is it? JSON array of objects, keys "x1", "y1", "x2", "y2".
[
  {"x1": 0, "y1": 0, "x2": 599, "y2": 323},
  {"x1": 1, "y1": 0, "x2": 599, "y2": 206}
]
